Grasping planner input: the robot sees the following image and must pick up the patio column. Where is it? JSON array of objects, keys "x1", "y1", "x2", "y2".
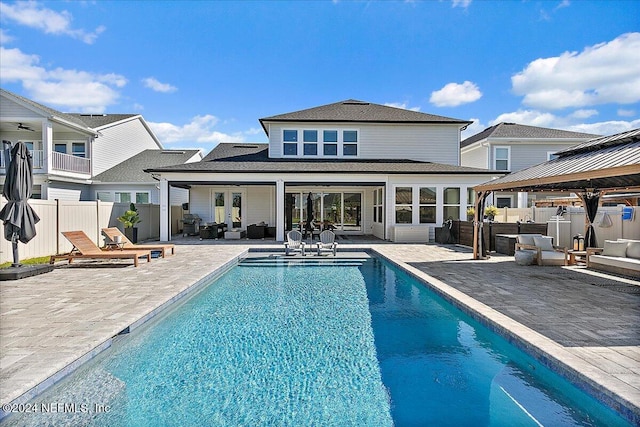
[
  {"x1": 276, "y1": 179, "x2": 285, "y2": 241},
  {"x1": 159, "y1": 178, "x2": 170, "y2": 241},
  {"x1": 517, "y1": 191, "x2": 528, "y2": 208},
  {"x1": 42, "y1": 120, "x2": 53, "y2": 174}
]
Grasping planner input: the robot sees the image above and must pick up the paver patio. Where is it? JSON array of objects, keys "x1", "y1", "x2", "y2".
[{"x1": 0, "y1": 241, "x2": 638, "y2": 423}]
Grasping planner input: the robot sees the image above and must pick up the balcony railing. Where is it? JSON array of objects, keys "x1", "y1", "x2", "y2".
[
  {"x1": 1, "y1": 150, "x2": 44, "y2": 169},
  {"x1": 1, "y1": 150, "x2": 89, "y2": 174},
  {"x1": 51, "y1": 151, "x2": 91, "y2": 174}
]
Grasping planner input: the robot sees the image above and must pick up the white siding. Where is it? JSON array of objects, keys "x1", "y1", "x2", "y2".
[
  {"x1": 246, "y1": 186, "x2": 275, "y2": 225},
  {"x1": 509, "y1": 143, "x2": 576, "y2": 172},
  {"x1": 92, "y1": 118, "x2": 161, "y2": 176},
  {"x1": 267, "y1": 122, "x2": 461, "y2": 164},
  {"x1": 48, "y1": 183, "x2": 88, "y2": 201},
  {"x1": 461, "y1": 145, "x2": 489, "y2": 169},
  {"x1": 189, "y1": 186, "x2": 211, "y2": 221},
  {"x1": 91, "y1": 184, "x2": 190, "y2": 205},
  {"x1": 0, "y1": 96, "x2": 43, "y2": 118}
]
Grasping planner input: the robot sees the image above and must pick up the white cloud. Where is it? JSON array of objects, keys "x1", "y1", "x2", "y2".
[
  {"x1": 0, "y1": 46, "x2": 126, "y2": 113},
  {"x1": 451, "y1": 0, "x2": 471, "y2": 9},
  {"x1": 0, "y1": 1, "x2": 105, "y2": 44},
  {"x1": 430, "y1": 81, "x2": 482, "y2": 107},
  {"x1": 0, "y1": 28, "x2": 14, "y2": 44},
  {"x1": 384, "y1": 102, "x2": 421, "y2": 112},
  {"x1": 555, "y1": 0, "x2": 571, "y2": 11},
  {"x1": 566, "y1": 119, "x2": 640, "y2": 136},
  {"x1": 148, "y1": 115, "x2": 246, "y2": 145},
  {"x1": 617, "y1": 109, "x2": 635, "y2": 117},
  {"x1": 569, "y1": 109, "x2": 598, "y2": 119},
  {"x1": 142, "y1": 77, "x2": 177, "y2": 93},
  {"x1": 491, "y1": 110, "x2": 559, "y2": 128},
  {"x1": 512, "y1": 32, "x2": 640, "y2": 109}
]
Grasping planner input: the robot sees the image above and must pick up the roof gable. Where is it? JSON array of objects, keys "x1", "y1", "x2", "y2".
[
  {"x1": 461, "y1": 122, "x2": 600, "y2": 148},
  {"x1": 259, "y1": 99, "x2": 471, "y2": 135},
  {"x1": 93, "y1": 149, "x2": 201, "y2": 183},
  {"x1": 1, "y1": 88, "x2": 95, "y2": 132}
]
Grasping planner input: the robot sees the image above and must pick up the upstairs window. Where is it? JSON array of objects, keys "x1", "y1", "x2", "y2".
[
  {"x1": 494, "y1": 146, "x2": 510, "y2": 171},
  {"x1": 303, "y1": 130, "x2": 318, "y2": 155},
  {"x1": 323, "y1": 130, "x2": 338, "y2": 156},
  {"x1": 54, "y1": 144, "x2": 67, "y2": 154},
  {"x1": 343, "y1": 130, "x2": 358, "y2": 156},
  {"x1": 72, "y1": 142, "x2": 86, "y2": 158},
  {"x1": 283, "y1": 130, "x2": 298, "y2": 155}
]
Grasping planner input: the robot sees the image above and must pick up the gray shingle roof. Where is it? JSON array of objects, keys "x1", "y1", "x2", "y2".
[
  {"x1": 93, "y1": 149, "x2": 201, "y2": 182},
  {"x1": 1, "y1": 88, "x2": 95, "y2": 132},
  {"x1": 259, "y1": 99, "x2": 471, "y2": 135},
  {"x1": 68, "y1": 113, "x2": 139, "y2": 129},
  {"x1": 461, "y1": 122, "x2": 600, "y2": 148},
  {"x1": 147, "y1": 143, "x2": 496, "y2": 175}
]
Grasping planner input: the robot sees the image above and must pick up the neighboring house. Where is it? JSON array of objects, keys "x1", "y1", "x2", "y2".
[
  {"x1": 460, "y1": 122, "x2": 599, "y2": 208},
  {"x1": 148, "y1": 99, "x2": 500, "y2": 242},
  {"x1": 0, "y1": 88, "x2": 176, "y2": 202},
  {"x1": 92, "y1": 149, "x2": 202, "y2": 205}
]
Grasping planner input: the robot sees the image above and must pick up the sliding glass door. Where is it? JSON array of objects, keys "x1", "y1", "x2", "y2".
[{"x1": 285, "y1": 191, "x2": 362, "y2": 232}]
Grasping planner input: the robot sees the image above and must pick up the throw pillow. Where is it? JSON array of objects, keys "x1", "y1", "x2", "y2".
[
  {"x1": 533, "y1": 236, "x2": 555, "y2": 251},
  {"x1": 517, "y1": 234, "x2": 537, "y2": 246},
  {"x1": 625, "y1": 241, "x2": 640, "y2": 260},
  {"x1": 601, "y1": 240, "x2": 629, "y2": 257}
]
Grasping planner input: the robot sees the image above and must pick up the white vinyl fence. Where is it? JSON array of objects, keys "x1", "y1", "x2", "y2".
[{"x1": 0, "y1": 198, "x2": 183, "y2": 263}]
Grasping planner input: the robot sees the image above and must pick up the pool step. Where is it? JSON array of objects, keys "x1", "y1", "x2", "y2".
[{"x1": 238, "y1": 256, "x2": 369, "y2": 267}]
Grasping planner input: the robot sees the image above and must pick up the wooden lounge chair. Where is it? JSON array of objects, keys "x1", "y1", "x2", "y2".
[
  {"x1": 284, "y1": 230, "x2": 305, "y2": 256},
  {"x1": 102, "y1": 227, "x2": 175, "y2": 257},
  {"x1": 316, "y1": 230, "x2": 337, "y2": 256},
  {"x1": 50, "y1": 231, "x2": 151, "y2": 267}
]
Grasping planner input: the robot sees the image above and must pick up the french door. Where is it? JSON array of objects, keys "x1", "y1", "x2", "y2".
[{"x1": 212, "y1": 189, "x2": 245, "y2": 230}]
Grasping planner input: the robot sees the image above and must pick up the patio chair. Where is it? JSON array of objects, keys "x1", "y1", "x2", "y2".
[
  {"x1": 316, "y1": 230, "x2": 338, "y2": 256},
  {"x1": 50, "y1": 231, "x2": 151, "y2": 267},
  {"x1": 515, "y1": 234, "x2": 568, "y2": 266},
  {"x1": 102, "y1": 227, "x2": 175, "y2": 257},
  {"x1": 284, "y1": 230, "x2": 305, "y2": 256}
]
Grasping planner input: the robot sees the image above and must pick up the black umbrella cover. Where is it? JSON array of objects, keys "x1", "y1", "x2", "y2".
[
  {"x1": 0, "y1": 142, "x2": 40, "y2": 243},
  {"x1": 306, "y1": 192, "x2": 314, "y2": 223}
]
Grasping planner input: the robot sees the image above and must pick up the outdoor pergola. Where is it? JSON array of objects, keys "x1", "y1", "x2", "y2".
[{"x1": 472, "y1": 128, "x2": 640, "y2": 259}]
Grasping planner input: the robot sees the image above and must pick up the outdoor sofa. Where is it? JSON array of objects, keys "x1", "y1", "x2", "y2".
[{"x1": 586, "y1": 239, "x2": 640, "y2": 277}]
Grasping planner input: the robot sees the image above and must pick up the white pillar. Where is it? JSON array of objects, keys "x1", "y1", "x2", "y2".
[
  {"x1": 42, "y1": 120, "x2": 53, "y2": 173},
  {"x1": 517, "y1": 191, "x2": 528, "y2": 208},
  {"x1": 276, "y1": 179, "x2": 285, "y2": 241},
  {"x1": 159, "y1": 179, "x2": 170, "y2": 241}
]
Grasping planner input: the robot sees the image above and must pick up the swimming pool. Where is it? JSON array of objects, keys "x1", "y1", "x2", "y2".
[{"x1": 3, "y1": 256, "x2": 632, "y2": 426}]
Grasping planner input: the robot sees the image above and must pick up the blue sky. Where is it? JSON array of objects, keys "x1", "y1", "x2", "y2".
[{"x1": 1, "y1": 0, "x2": 639, "y2": 153}]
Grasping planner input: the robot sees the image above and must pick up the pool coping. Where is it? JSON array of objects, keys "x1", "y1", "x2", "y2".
[{"x1": 372, "y1": 248, "x2": 640, "y2": 425}]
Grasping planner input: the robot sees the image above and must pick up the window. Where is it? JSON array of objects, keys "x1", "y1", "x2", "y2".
[
  {"x1": 115, "y1": 192, "x2": 131, "y2": 203},
  {"x1": 136, "y1": 192, "x2": 149, "y2": 204},
  {"x1": 373, "y1": 188, "x2": 383, "y2": 223},
  {"x1": 443, "y1": 187, "x2": 460, "y2": 220},
  {"x1": 395, "y1": 187, "x2": 412, "y2": 224},
  {"x1": 283, "y1": 130, "x2": 298, "y2": 156},
  {"x1": 419, "y1": 187, "x2": 436, "y2": 223},
  {"x1": 467, "y1": 187, "x2": 476, "y2": 216},
  {"x1": 496, "y1": 196, "x2": 512, "y2": 208},
  {"x1": 323, "y1": 130, "x2": 338, "y2": 156},
  {"x1": 54, "y1": 144, "x2": 67, "y2": 154},
  {"x1": 494, "y1": 146, "x2": 510, "y2": 171},
  {"x1": 72, "y1": 143, "x2": 86, "y2": 158},
  {"x1": 97, "y1": 192, "x2": 114, "y2": 202},
  {"x1": 303, "y1": 130, "x2": 318, "y2": 155},
  {"x1": 343, "y1": 130, "x2": 358, "y2": 156}
]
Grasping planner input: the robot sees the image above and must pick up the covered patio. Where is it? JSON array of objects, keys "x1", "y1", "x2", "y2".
[{"x1": 472, "y1": 128, "x2": 640, "y2": 259}]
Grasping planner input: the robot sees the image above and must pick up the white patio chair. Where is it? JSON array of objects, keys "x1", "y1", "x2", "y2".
[
  {"x1": 316, "y1": 230, "x2": 337, "y2": 256},
  {"x1": 284, "y1": 230, "x2": 305, "y2": 256}
]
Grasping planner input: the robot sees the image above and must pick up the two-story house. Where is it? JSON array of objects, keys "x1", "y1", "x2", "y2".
[
  {"x1": 460, "y1": 123, "x2": 599, "y2": 208},
  {"x1": 0, "y1": 88, "x2": 178, "y2": 202},
  {"x1": 148, "y1": 99, "x2": 500, "y2": 242}
]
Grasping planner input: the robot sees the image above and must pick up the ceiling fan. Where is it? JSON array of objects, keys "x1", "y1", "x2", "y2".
[{"x1": 17, "y1": 123, "x2": 35, "y2": 132}]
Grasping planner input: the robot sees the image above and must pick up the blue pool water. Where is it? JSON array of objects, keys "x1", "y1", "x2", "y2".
[{"x1": 4, "y1": 256, "x2": 632, "y2": 426}]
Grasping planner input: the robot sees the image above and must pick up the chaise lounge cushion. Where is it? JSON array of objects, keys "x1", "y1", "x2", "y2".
[
  {"x1": 624, "y1": 241, "x2": 640, "y2": 260},
  {"x1": 601, "y1": 240, "x2": 630, "y2": 257},
  {"x1": 589, "y1": 255, "x2": 640, "y2": 272}
]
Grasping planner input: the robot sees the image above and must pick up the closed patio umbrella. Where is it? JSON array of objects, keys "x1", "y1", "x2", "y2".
[
  {"x1": 0, "y1": 141, "x2": 40, "y2": 267},
  {"x1": 305, "y1": 192, "x2": 314, "y2": 237}
]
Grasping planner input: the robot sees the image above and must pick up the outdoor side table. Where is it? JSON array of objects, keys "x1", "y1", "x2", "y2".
[{"x1": 568, "y1": 250, "x2": 587, "y2": 265}]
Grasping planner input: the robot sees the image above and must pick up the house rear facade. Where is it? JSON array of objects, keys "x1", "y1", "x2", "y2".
[{"x1": 149, "y1": 100, "x2": 501, "y2": 242}]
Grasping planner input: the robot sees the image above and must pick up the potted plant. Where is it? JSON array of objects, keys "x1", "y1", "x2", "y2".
[
  {"x1": 118, "y1": 203, "x2": 141, "y2": 243},
  {"x1": 484, "y1": 205, "x2": 499, "y2": 221},
  {"x1": 466, "y1": 207, "x2": 475, "y2": 221}
]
